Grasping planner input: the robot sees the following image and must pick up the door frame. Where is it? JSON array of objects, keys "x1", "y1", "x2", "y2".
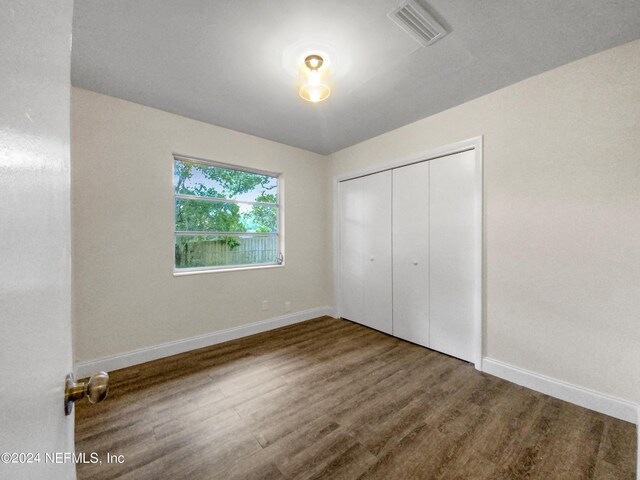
[{"x1": 332, "y1": 136, "x2": 484, "y2": 370}]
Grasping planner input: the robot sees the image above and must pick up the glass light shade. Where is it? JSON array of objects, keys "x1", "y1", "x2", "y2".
[
  {"x1": 299, "y1": 84, "x2": 330, "y2": 103},
  {"x1": 307, "y1": 69, "x2": 320, "y2": 86}
]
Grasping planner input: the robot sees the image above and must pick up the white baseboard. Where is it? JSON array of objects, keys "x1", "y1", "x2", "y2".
[
  {"x1": 75, "y1": 306, "x2": 336, "y2": 377},
  {"x1": 482, "y1": 357, "x2": 637, "y2": 424}
]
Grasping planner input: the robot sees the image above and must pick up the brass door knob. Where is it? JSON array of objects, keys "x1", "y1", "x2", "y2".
[{"x1": 64, "y1": 371, "x2": 109, "y2": 416}]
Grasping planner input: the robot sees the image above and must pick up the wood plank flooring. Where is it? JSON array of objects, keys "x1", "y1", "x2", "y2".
[{"x1": 75, "y1": 317, "x2": 637, "y2": 479}]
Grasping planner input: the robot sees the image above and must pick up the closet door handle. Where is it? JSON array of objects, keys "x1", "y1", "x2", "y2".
[
  {"x1": 369, "y1": 256, "x2": 375, "y2": 261},
  {"x1": 413, "y1": 260, "x2": 419, "y2": 266}
]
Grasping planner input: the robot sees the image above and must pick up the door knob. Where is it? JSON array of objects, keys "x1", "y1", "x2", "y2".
[
  {"x1": 64, "y1": 371, "x2": 109, "y2": 416},
  {"x1": 413, "y1": 260, "x2": 419, "y2": 266}
]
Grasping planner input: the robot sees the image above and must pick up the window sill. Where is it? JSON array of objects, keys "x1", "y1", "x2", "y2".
[{"x1": 173, "y1": 263, "x2": 285, "y2": 277}]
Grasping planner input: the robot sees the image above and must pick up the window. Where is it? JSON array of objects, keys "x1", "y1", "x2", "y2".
[{"x1": 173, "y1": 155, "x2": 282, "y2": 272}]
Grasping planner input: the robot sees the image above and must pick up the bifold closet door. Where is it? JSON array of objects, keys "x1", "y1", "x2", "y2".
[
  {"x1": 339, "y1": 172, "x2": 392, "y2": 334},
  {"x1": 429, "y1": 150, "x2": 478, "y2": 362},
  {"x1": 339, "y1": 177, "x2": 364, "y2": 324},
  {"x1": 392, "y1": 162, "x2": 430, "y2": 347}
]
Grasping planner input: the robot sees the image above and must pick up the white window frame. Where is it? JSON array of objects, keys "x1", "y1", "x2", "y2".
[{"x1": 172, "y1": 153, "x2": 284, "y2": 275}]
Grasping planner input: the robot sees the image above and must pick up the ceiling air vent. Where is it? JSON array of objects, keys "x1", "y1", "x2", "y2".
[{"x1": 388, "y1": 0, "x2": 448, "y2": 47}]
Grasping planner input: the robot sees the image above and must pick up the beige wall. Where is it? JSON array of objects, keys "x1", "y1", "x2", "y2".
[
  {"x1": 71, "y1": 88, "x2": 332, "y2": 363},
  {"x1": 331, "y1": 39, "x2": 640, "y2": 403}
]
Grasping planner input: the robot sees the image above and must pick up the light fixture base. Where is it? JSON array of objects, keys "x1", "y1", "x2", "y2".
[{"x1": 304, "y1": 54, "x2": 324, "y2": 71}]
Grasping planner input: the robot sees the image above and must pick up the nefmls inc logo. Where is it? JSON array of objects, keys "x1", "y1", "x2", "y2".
[{"x1": 46, "y1": 452, "x2": 100, "y2": 464}]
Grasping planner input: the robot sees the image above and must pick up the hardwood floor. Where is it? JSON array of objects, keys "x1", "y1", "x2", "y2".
[{"x1": 75, "y1": 317, "x2": 637, "y2": 479}]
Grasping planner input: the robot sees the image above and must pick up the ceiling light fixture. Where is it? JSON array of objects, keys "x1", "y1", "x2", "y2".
[{"x1": 299, "y1": 54, "x2": 330, "y2": 103}]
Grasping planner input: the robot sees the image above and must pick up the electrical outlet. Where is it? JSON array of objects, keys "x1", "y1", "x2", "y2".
[
  {"x1": 262, "y1": 300, "x2": 269, "y2": 311},
  {"x1": 284, "y1": 301, "x2": 291, "y2": 312}
]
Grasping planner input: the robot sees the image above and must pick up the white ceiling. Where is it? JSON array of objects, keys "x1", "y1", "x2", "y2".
[{"x1": 72, "y1": 0, "x2": 640, "y2": 155}]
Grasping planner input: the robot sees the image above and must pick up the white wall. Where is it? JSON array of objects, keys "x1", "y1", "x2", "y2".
[
  {"x1": 0, "y1": 0, "x2": 75, "y2": 478},
  {"x1": 331, "y1": 39, "x2": 640, "y2": 405},
  {"x1": 71, "y1": 88, "x2": 332, "y2": 364}
]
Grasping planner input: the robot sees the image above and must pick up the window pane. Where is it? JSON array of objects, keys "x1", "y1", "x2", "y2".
[
  {"x1": 175, "y1": 235, "x2": 278, "y2": 268},
  {"x1": 175, "y1": 198, "x2": 277, "y2": 233},
  {"x1": 174, "y1": 159, "x2": 278, "y2": 203}
]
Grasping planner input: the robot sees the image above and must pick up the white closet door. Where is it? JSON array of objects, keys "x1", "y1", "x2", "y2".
[
  {"x1": 392, "y1": 162, "x2": 430, "y2": 347},
  {"x1": 429, "y1": 150, "x2": 478, "y2": 362},
  {"x1": 360, "y1": 171, "x2": 393, "y2": 334},
  {"x1": 339, "y1": 172, "x2": 392, "y2": 334},
  {"x1": 338, "y1": 178, "x2": 364, "y2": 323}
]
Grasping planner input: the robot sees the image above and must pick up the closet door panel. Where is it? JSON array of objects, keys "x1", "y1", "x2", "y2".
[
  {"x1": 338, "y1": 178, "x2": 364, "y2": 323},
  {"x1": 339, "y1": 172, "x2": 392, "y2": 334},
  {"x1": 392, "y1": 162, "x2": 430, "y2": 346},
  {"x1": 429, "y1": 150, "x2": 477, "y2": 362},
  {"x1": 360, "y1": 171, "x2": 393, "y2": 334}
]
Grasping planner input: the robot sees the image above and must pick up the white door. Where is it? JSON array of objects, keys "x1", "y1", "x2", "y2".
[
  {"x1": 360, "y1": 172, "x2": 393, "y2": 334},
  {"x1": 429, "y1": 150, "x2": 478, "y2": 362},
  {"x1": 339, "y1": 172, "x2": 393, "y2": 334},
  {"x1": 392, "y1": 162, "x2": 430, "y2": 347},
  {"x1": 0, "y1": 2, "x2": 76, "y2": 479},
  {"x1": 338, "y1": 177, "x2": 364, "y2": 323}
]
